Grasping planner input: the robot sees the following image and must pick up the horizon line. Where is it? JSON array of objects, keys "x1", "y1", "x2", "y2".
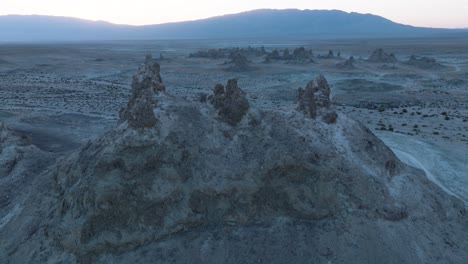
[{"x1": 1, "y1": 8, "x2": 467, "y2": 30}]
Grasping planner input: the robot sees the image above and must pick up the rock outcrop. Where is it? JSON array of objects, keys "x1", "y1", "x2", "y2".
[
  {"x1": 119, "y1": 54, "x2": 163, "y2": 128},
  {"x1": 0, "y1": 123, "x2": 29, "y2": 177},
  {"x1": 210, "y1": 79, "x2": 250, "y2": 125},
  {"x1": 336, "y1": 56, "x2": 355, "y2": 69},
  {"x1": 297, "y1": 81, "x2": 317, "y2": 118},
  {"x1": 367, "y1": 48, "x2": 397, "y2": 63},
  {"x1": 1, "y1": 56, "x2": 467, "y2": 264},
  {"x1": 297, "y1": 75, "x2": 336, "y2": 122}
]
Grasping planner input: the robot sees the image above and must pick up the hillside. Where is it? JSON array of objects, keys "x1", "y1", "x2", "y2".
[{"x1": 0, "y1": 9, "x2": 458, "y2": 41}]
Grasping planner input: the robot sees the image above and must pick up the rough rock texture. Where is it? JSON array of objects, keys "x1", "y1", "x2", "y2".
[
  {"x1": 297, "y1": 81, "x2": 317, "y2": 118},
  {"x1": 406, "y1": 55, "x2": 446, "y2": 69},
  {"x1": 367, "y1": 48, "x2": 397, "y2": 63},
  {"x1": 1, "y1": 59, "x2": 468, "y2": 264},
  {"x1": 0, "y1": 123, "x2": 29, "y2": 178},
  {"x1": 315, "y1": 74, "x2": 331, "y2": 109},
  {"x1": 0, "y1": 123, "x2": 51, "y2": 179},
  {"x1": 0, "y1": 122, "x2": 54, "y2": 233},
  {"x1": 119, "y1": 54, "x2": 163, "y2": 128},
  {"x1": 298, "y1": 75, "x2": 337, "y2": 121},
  {"x1": 210, "y1": 79, "x2": 250, "y2": 125}
]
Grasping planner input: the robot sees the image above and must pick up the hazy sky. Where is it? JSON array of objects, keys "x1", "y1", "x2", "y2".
[{"x1": 1, "y1": 0, "x2": 467, "y2": 28}]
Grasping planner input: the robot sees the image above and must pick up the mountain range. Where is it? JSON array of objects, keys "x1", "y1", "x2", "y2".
[{"x1": 0, "y1": 9, "x2": 464, "y2": 41}]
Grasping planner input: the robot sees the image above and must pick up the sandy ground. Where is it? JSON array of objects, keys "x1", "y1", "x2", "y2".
[{"x1": 0, "y1": 38, "x2": 466, "y2": 196}]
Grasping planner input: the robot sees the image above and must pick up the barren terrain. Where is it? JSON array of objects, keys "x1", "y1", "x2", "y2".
[
  {"x1": 1, "y1": 38, "x2": 466, "y2": 199},
  {"x1": 0, "y1": 37, "x2": 468, "y2": 263}
]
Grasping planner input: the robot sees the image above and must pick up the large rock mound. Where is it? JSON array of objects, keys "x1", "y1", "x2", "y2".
[
  {"x1": 1, "y1": 57, "x2": 467, "y2": 264},
  {"x1": 367, "y1": 48, "x2": 397, "y2": 63}
]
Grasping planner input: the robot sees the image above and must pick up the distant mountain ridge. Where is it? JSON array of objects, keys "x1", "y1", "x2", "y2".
[{"x1": 0, "y1": 9, "x2": 463, "y2": 41}]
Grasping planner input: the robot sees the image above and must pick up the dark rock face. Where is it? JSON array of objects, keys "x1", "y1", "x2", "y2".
[
  {"x1": 297, "y1": 81, "x2": 317, "y2": 118},
  {"x1": 367, "y1": 48, "x2": 397, "y2": 63},
  {"x1": 210, "y1": 79, "x2": 250, "y2": 125},
  {"x1": 297, "y1": 75, "x2": 336, "y2": 121},
  {"x1": 119, "y1": 55, "x2": 163, "y2": 128},
  {"x1": 315, "y1": 74, "x2": 331, "y2": 108},
  {"x1": 406, "y1": 55, "x2": 446, "y2": 69}
]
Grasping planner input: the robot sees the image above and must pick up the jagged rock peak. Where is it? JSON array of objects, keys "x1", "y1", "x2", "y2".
[
  {"x1": 134, "y1": 54, "x2": 165, "y2": 93},
  {"x1": 336, "y1": 56, "x2": 355, "y2": 69},
  {"x1": 119, "y1": 55, "x2": 163, "y2": 129},
  {"x1": 367, "y1": 48, "x2": 397, "y2": 63},
  {"x1": 297, "y1": 81, "x2": 317, "y2": 118},
  {"x1": 210, "y1": 79, "x2": 250, "y2": 125},
  {"x1": 297, "y1": 75, "x2": 337, "y2": 123}
]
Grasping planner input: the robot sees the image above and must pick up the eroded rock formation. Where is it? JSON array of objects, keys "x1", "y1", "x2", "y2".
[
  {"x1": 1, "y1": 56, "x2": 467, "y2": 264},
  {"x1": 297, "y1": 81, "x2": 317, "y2": 118},
  {"x1": 119, "y1": 54, "x2": 163, "y2": 128},
  {"x1": 367, "y1": 48, "x2": 397, "y2": 63},
  {"x1": 297, "y1": 75, "x2": 336, "y2": 123},
  {"x1": 210, "y1": 79, "x2": 250, "y2": 125},
  {"x1": 336, "y1": 56, "x2": 355, "y2": 69}
]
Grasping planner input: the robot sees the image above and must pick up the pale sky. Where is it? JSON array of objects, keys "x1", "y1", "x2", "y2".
[{"x1": 1, "y1": 0, "x2": 467, "y2": 28}]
